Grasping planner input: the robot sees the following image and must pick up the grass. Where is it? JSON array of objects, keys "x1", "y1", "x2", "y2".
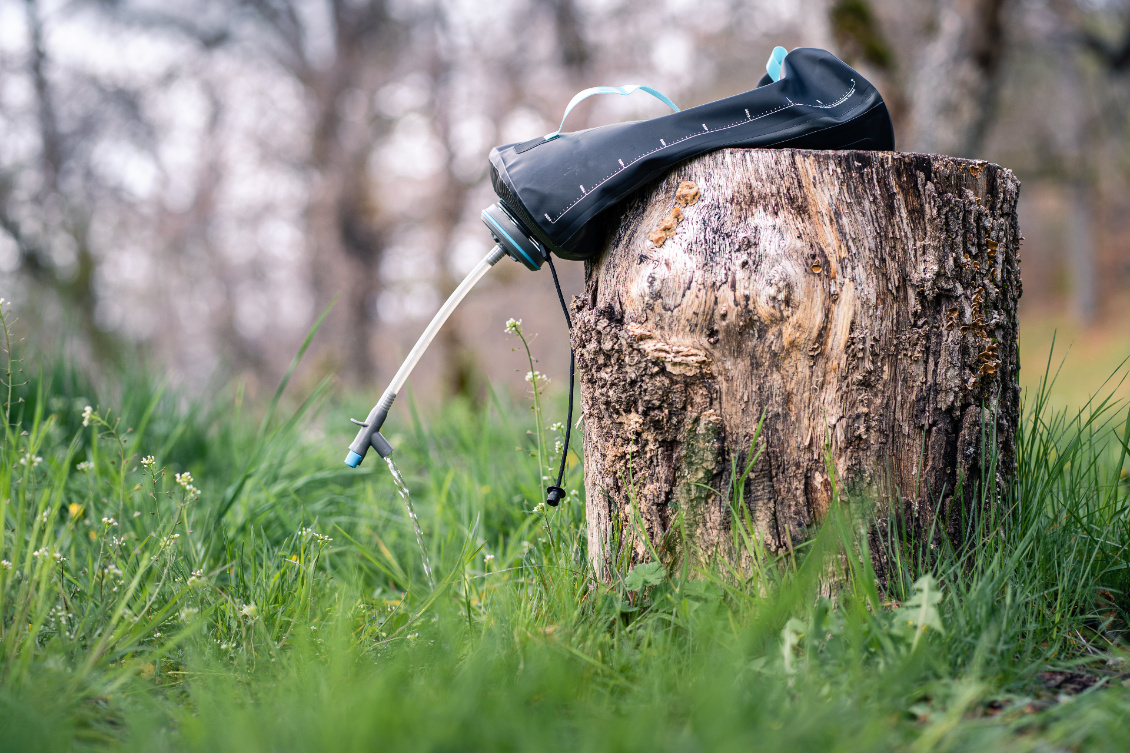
[
  {"x1": 1, "y1": 302, "x2": 1129, "y2": 752},
  {"x1": 1018, "y1": 311, "x2": 1130, "y2": 413}
]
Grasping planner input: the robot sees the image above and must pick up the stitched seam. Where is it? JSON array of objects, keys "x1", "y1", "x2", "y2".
[
  {"x1": 768, "y1": 100, "x2": 886, "y2": 147},
  {"x1": 543, "y1": 80, "x2": 856, "y2": 224}
]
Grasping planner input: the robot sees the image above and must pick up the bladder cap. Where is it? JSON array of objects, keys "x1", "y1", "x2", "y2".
[{"x1": 481, "y1": 202, "x2": 547, "y2": 271}]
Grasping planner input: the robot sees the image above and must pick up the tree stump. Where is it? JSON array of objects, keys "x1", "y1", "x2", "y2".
[{"x1": 573, "y1": 149, "x2": 1021, "y2": 577}]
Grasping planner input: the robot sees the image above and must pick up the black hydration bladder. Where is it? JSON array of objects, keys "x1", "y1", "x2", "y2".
[
  {"x1": 483, "y1": 46, "x2": 895, "y2": 267},
  {"x1": 347, "y1": 47, "x2": 895, "y2": 509}
]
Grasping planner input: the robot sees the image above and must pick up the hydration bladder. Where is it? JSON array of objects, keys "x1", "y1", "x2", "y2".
[{"x1": 345, "y1": 46, "x2": 895, "y2": 505}]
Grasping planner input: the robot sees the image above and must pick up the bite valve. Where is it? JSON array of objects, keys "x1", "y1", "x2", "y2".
[{"x1": 344, "y1": 393, "x2": 396, "y2": 467}]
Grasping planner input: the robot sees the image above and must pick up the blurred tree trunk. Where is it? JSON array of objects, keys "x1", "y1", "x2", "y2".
[
  {"x1": 826, "y1": 0, "x2": 907, "y2": 134},
  {"x1": 306, "y1": 145, "x2": 386, "y2": 383},
  {"x1": 1058, "y1": 50, "x2": 1099, "y2": 325},
  {"x1": 908, "y1": 0, "x2": 1011, "y2": 156},
  {"x1": 291, "y1": 2, "x2": 400, "y2": 384},
  {"x1": 0, "y1": 0, "x2": 119, "y2": 366},
  {"x1": 428, "y1": 5, "x2": 487, "y2": 400},
  {"x1": 87, "y1": 0, "x2": 404, "y2": 382},
  {"x1": 1066, "y1": 178, "x2": 1098, "y2": 324},
  {"x1": 575, "y1": 150, "x2": 1021, "y2": 578}
]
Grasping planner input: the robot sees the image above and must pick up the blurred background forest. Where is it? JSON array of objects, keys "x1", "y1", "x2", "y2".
[{"x1": 1, "y1": 0, "x2": 1129, "y2": 409}]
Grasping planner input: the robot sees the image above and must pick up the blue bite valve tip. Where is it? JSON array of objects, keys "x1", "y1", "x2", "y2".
[{"x1": 345, "y1": 451, "x2": 363, "y2": 468}]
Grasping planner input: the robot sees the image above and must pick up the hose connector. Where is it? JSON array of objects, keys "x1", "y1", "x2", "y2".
[
  {"x1": 345, "y1": 392, "x2": 396, "y2": 467},
  {"x1": 481, "y1": 203, "x2": 546, "y2": 271}
]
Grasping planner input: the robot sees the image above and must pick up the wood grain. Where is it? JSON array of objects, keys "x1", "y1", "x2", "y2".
[{"x1": 573, "y1": 149, "x2": 1021, "y2": 577}]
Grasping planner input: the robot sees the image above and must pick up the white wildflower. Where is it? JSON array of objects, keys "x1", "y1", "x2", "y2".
[
  {"x1": 104, "y1": 564, "x2": 122, "y2": 577},
  {"x1": 504, "y1": 318, "x2": 522, "y2": 335},
  {"x1": 299, "y1": 527, "x2": 332, "y2": 544},
  {"x1": 76, "y1": 460, "x2": 94, "y2": 472},
  {"x1": 54, "y1": 552, "x2": 66, "y2": 563},
  {"x1": 1, "y1": 560, "x2": 11, "y2": 570},
  {"x1": 32, "y1": 547, "x2": 49, "y2": 559},
  {"x1": 81, "y1": 405, "x2": 94, "y2": 426},
  {"x1": 101, "y1": 516, "x2": 117, "y2": 526},
  {"x1": 175, "y1": 471, "x2": 194, "y2": 488},
  {"x1": 533, "y1": 502, "x2": 547, "y2": 514},
  {"x1": 549, "y1": 422, "x2": 564, "y2": 433},
  {"x1": 483, "y1": 553, "x2": 494, "y2": 563},
  {"x1": 141, "y1": 455, "x2": 155, "y2": 468},
  {"x1": 525, "y1": 371, "x2": 549, "y2": 384},
  {"x1": 239, "y1": 603, "x2": 258, "y2": 618},
  {"x1": 19, "y1": 455, "x2": 43, "y2": 468}
]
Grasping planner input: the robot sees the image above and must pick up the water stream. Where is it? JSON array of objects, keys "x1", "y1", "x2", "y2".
[{"x1": 385, "y1": 456, "x2": 435, "y2": 590}]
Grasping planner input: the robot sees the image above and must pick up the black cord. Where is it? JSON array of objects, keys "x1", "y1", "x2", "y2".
[{"x1": 544, "y1": 253, "x2": 573, "y2": 507}]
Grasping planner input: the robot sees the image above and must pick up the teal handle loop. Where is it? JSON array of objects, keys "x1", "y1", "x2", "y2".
[
  {"x1": 766, "y1": 46, "x2": 788, "y2": 82},
  {"x1": 544, "y1": 85, "x2": 679, "y2": 141}
]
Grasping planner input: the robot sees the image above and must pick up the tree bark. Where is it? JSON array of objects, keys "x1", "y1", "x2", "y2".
[{"x1": 574, "y1": 149, "x2": 1021, "y2": 578}]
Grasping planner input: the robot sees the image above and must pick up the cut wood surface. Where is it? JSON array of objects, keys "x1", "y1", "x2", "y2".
[{"x1": 572, "y1": 149, "x2": 1021, "y2": 576}]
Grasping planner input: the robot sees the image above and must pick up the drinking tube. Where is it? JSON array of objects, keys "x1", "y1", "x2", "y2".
[{"x1": 345, "y1": 243, "x2": 506, "y2": 467}]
